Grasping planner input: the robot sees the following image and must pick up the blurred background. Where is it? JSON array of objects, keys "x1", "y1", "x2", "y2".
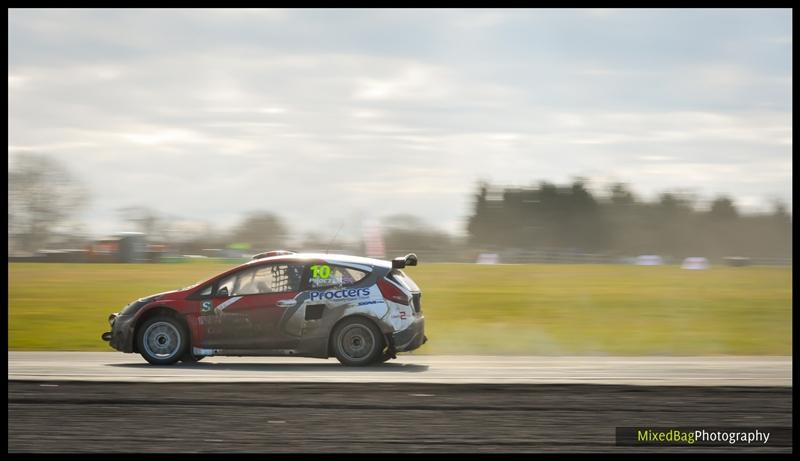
[{"x1": 8, "y1": 8, "x2": 792, "y2": 355}]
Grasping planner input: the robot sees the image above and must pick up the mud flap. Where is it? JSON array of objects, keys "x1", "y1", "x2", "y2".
[{"x1": 384, "y1": 334, "x2": 397, "y2": 359}]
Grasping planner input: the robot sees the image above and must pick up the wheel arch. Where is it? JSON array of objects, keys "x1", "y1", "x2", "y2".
[
  {"x1": 132, "y1": 305, "x2": 190, "y2": 354},
  {"x1": 326, "y1": 314, "x2": 388, "y2": 358}
]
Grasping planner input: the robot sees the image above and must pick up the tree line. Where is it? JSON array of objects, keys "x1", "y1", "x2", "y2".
[
  {"x1": 8, "y1": 153, "x2": 792, "y2": 261},
  {"x1": 466, "y1": 180, "x2": 792, "y2": 261}
]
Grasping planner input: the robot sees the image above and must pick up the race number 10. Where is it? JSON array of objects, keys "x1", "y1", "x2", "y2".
[{"x1": 310, "y1": 264, "x2": 332, "y2": 279}]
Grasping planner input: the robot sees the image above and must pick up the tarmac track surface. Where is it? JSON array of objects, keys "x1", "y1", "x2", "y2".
[
  {"x1": 7, "y1": 352, "x2": 793, "y2": 386},
  {"x1": 8, "y1": 381, "x2": 791, "y2": 453},
  {"x1": 8, "y1": 353, "x2": 792, "y2": 452}
]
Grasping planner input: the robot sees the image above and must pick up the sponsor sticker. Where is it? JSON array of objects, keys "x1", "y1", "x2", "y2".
[
  {"x1": 357, "y1": 299, "x2": 382, "y2": 307},
  {"x1": 201, "y1": 300, "x2": 213, "y2": 313},
  {"x1": 214, "y1": 296, "x2": 242, "y2": 314},
  {"x1": 309, "y1": 287, "x2": 371, "y2": 302}
]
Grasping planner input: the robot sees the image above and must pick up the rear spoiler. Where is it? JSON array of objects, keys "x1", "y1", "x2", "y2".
[{"x1": 392, "y1": 253, "x2": 418, "y2": 269}]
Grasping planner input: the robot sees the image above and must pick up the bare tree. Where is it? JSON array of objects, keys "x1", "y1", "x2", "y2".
[
  {"x1": 116, "y1": 206, "x2": 163, "y2": 239},
  {"x1": 8, "y1": 153, "x2": 89, "y2": 254},
  {"x1": 228, "y1": 212, "x2": 288, "y2": 252},
  {"x1": 381, "y1": 214, "x2": 454, "y2": 255}
]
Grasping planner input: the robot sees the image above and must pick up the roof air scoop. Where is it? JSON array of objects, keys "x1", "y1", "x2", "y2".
[{"x1": 252, "y1": 250, "x2": 296, "y2": 260}]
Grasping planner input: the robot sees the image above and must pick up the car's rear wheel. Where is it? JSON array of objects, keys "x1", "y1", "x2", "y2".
[
  {"x1": 332, "y1": 318, "x2": 384, "y2": 367},
  {"x1": 136, "y1": 316, "x2": 187, "y2": 365}
]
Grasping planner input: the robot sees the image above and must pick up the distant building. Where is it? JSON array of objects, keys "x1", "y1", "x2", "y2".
[
  {"x1": 724, "y1": 256, "x2": 752, "y2": 267},
  {"x1": 89, "y1": 232, "x2": 149, "y2": 262},
  {"x1": 682, "y1": 257, "x2": 710, "y2": 270},
  {"x1": 636, "y1": 255, "x2": 664, "y2": 266}
]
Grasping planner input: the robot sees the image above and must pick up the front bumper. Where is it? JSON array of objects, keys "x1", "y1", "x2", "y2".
[
  {"x1": 102, "y1": 312, "x2": 136, "y2": 353},
  {"x1": 392, "y1": 316, "x2": 426, "y2": 352}
]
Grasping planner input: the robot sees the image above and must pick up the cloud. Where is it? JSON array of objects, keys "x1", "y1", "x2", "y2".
[
  {"x1": 8, "y1": 9, "x2": 793, "y2": 237},
  {"x1": 353, "y1": 64, "x2": 458, "y2": 101}
]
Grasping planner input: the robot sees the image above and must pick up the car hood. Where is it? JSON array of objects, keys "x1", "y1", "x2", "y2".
[
  {"x1": 138, "y1": 290, "x2": 179, "y2": 303},
  {"x1": 119, "y1": 290, "x2": 179, "y2": 316}
]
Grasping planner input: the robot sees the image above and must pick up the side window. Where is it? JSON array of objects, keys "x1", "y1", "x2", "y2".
[
  {"x1": 307, "y1": 264, "x2": 368, "y2": 289},
  {"x1": 256, "y1": 264, "x2": 303, "y2": 293},
  {"x1": 198, "y1": 285, "x2": 213, "y2": 297},
  {"x1": 216, "y1": 274, "x2": 237, "y2": 297},
  {"x1": 220, "y1": 264, "x2": 304, "y2": 296},
  {"x1": 233, "y1": 267, "x2": 261, "y2": 295}
]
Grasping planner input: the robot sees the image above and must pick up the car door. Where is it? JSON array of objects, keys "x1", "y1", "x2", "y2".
[
  {"x1": 201, "y1": 262, "x2": 306, "y2": 350},
  {"x1": 301, "y1": 261, "x2": 372, "y2": 320}
]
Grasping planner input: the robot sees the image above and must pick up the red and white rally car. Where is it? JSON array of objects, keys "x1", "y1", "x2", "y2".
[{"x1": 102, "y1": 251, "x2": 426, "y2": 366}]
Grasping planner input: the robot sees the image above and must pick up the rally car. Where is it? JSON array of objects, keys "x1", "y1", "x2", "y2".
[{"x1": 101, "y1": 251, "x2": 426, "y2": 366}]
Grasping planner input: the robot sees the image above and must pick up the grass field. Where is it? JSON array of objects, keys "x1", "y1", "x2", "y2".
[{"x1": 8, "y1": 262, "x2": 792, "y2": 355}]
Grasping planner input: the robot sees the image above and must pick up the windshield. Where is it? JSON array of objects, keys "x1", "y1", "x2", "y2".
[{"x1": 180, "y1": 281, "x2": 202, "y2": 291}]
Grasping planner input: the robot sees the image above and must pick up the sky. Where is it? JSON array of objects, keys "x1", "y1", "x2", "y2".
[{"x1": 8, "y1": 8, "x2": 792, "y2": 240}]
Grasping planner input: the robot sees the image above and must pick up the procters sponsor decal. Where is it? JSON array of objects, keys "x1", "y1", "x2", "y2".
[{"x1": 309, "y1": 288, "x2": 371, "y2": 302}]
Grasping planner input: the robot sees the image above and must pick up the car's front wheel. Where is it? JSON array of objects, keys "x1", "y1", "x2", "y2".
[
  {"x1": 136, "y1": 316, "x2": 187, "y2": 365},
  {"x1": 332, "y1": 318, "x2": 384, "y2": 367},
  {"x1": 180, "y1": 351, "x2": 205, "y2": 363}
]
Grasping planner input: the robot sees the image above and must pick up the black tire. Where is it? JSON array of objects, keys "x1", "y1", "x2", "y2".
[
  {"x1": 331, "y1": 317, "x2": 385, "y2": 367},
  {"x1": 180, "y1": 352, "x2": 205, "y2": 363},
  {"x1": 136, "y1": 315, "x2": 187, "y2": 365}
]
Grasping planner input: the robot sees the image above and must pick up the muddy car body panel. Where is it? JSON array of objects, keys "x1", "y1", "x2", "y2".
[{"x1": 102, "y1": 252, "x2": 426, "y2": 365}]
